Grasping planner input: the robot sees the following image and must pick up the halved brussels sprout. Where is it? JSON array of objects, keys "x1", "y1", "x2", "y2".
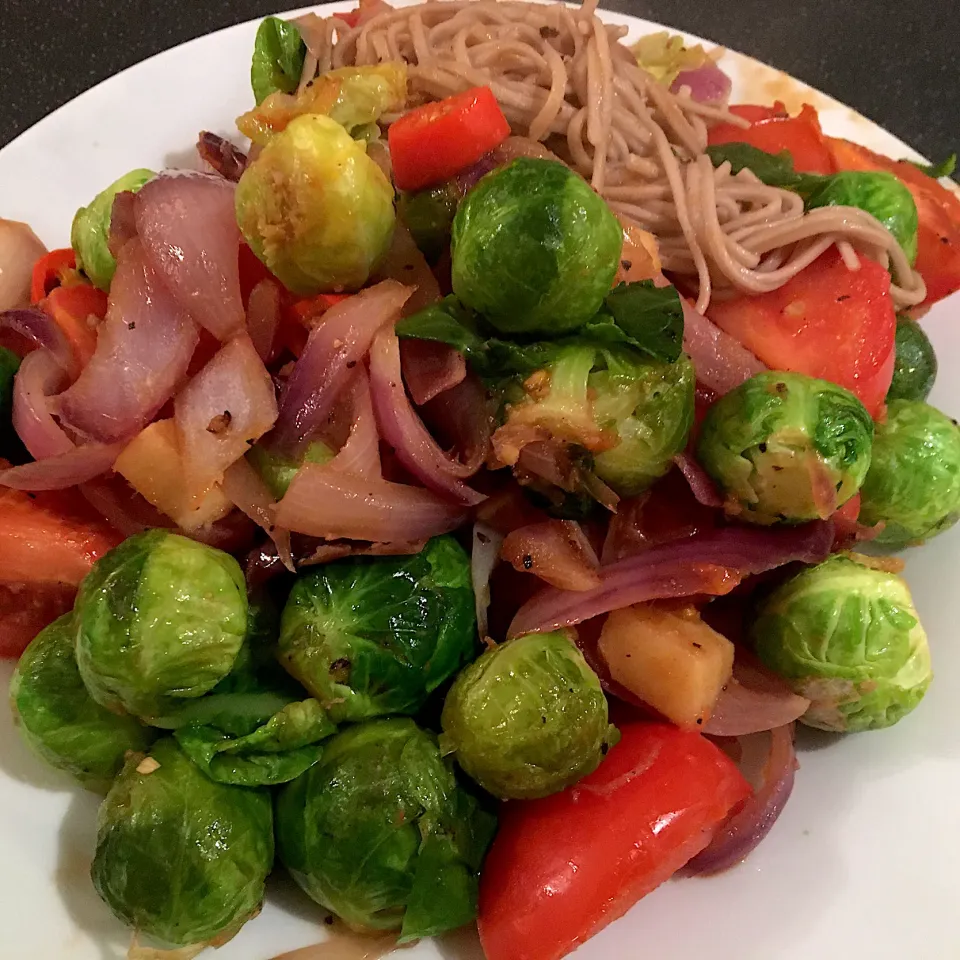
[
  {"x1": 10, "y1": 614, "x2": 155, "y2": 792},
  {"x1": 278, "y1": 536, "x2": 477, "y2": 723},
  {"x1": 859, "y1": 399, "x2": 960, "y2": 548},
  {"x1": 451, "y1": 158, "x2": 622, "y2": 335},
  {"x1": 887, "y1": 315, "x2": 937, "y2": 402},
  {"x1": 70, "y1": 168, "x2": 155, "y2": 290},
  {"x1": 75, "y1": 530, "x2": 248, "y2": 720},
  {"x1": 751, "y1": 554, "x2": 932, "y2": 731},
  {"x1": 696, "y1": 371, "x2": 873, "y2": 524},
  {"x1": 92, "y1": 738, "x2": 274, "y2": 947},
  {"x1": 276, "y1": 718, "x2": 495, "y2": 942},
  {"x1": 440, "y1": 630, "x2": 617, "y2": 799},
  {"x1": 235, "y1": 113, "x2": 396, "y2": 295}
]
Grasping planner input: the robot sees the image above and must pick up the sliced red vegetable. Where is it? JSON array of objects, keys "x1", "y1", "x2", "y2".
[
  {"x1": 0, "y1": 581, "x2": 77, "y2": 659},
  {"x1": 324, "y1": 370, "x2": 382, "y2": 480},
  {"x1": 368, "y1": 326, "x2": 484, "y2": 505},
  {"x1": 0, "y1": 307, "x2": 76, "y2": 375},
  {"x1": 670, "y1": 63, "x2": 732, "y2": 104},
  {"x1": 707, "y1": 248, "x2": 897, "y2": 417},
  {"x1": 388, "y1": 86, "x2": 511, "y2": 191},
  {"x1": 273, "y1": 280, "x2": 412, "y2": 452},
  {"x1": 673, "y1": 451, "x2": 723, "y2": 508},
  {"x1": 135, "y1": 172, "x2": 245, "y2": 341},
  {"x1": 221, "y1": 457, "x2": 293, "y2": 571},
  {"x1": 501, "y1": 520, "x2": 601, "y2": 591},
  {"x1": 688, "y1": 724, "x2": 798, "y2": 874},
  {"x1": 681, "y1": 297, "x2": 766, "y2": 396},
  {"x1": 12, "y1": 349, "x2": 74, "y2": 460},
  {"x1": 419, "y1": 372, "x2": 493, "y2": 476},
  {"x1": 509, "y1": 521, "x2": 834, "y2": 638},
  {"x1": 246, "y1": 278, "x2": 282, "y2": 361},
  {"x1": 399, "y1": 339, "x2": 466, "y2": 407},
  {"x1": 708, "y1": 102, "x2": 836, "y2": 175},
  {"x1": 373, "y1": 222, "x2": 442, "y2": 317},
  {"x1": 30, "y1": 248, "x2": 76, "y2": 304},
  {"x1": 57, "y1": 238, "x2": 199, "y2": 442},
  {"x1": 40, "y1": 283, "x2": 107, "y2": 372},
  {"x1": 0, "y1": 442, "x2": 125, "y2": 491},
  {"x1": 478, "y1": 721, "x2": 751, "y2": 960}
]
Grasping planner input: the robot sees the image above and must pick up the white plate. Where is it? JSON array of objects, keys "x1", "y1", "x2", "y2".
[{"x1": 1, "y1": 4, "x2": 958, "y2": 959}]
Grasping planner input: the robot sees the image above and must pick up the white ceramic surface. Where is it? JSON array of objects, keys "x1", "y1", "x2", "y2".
[{"x1": 0, "y1": 4, "x2": 957, "y2": 959}]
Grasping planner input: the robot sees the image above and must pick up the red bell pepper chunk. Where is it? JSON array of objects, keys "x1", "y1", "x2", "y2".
[
  {"x1": 30, "y1": 248, "x2": 78, "y2": 304},
  {"x1": 388, "y1": 86, "x2": 510, "y2": 191}
]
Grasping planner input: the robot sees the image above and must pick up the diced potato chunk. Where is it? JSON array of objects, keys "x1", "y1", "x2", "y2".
[
  {"x1": 114, "y1": 419, "x2": 232, "y2": 532},
  {"x1": 599, "y1": 603, "x2": 734, "y2": 730}
]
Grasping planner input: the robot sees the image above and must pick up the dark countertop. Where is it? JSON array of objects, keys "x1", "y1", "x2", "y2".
[{"x1": 1, "y1": 0, "x2": 957, "y2": 160}]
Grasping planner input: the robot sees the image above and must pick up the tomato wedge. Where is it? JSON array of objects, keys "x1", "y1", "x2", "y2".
[
  {"x1": 478, "y1": 721, "x2": 751, "y2": 960},
  {"x1": 707, "y1": 248, "x2": 896, "y2": 417},
  {"x1": 388, "y1": 86, "x2": 510, "y2": 191},
  {"x1": 709, "y1": 103, "x2": 836, "y2": 175},
  {"x1": 826, "y1": 137, "x2": 960, "y2": 307}
]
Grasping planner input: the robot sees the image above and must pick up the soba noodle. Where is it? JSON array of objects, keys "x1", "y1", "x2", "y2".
[{"x1": 297, "y1": 0, "x2": 926, "y2": 311}]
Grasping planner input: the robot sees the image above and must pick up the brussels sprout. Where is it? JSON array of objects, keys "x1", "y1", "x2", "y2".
[
  {"x1": 399, "y1": 182, "x2": 460, "y2": 263},
  {"x1": 92, "y1": 738, "x2": 274, "y2": 947},
  {"x1": 592, "y1": 351, "x2": 695, "y2": 495},
  {"x1": 247, "y1": 439, "x2": 333, "y2": 500},
  {"x1": 278, "y1": 536, "x2": 476, "y2": 723},
  {"x1": 887, "y1": 315, "x2": 937, "y2": 402},
  {"x1": 156, "y1": 599, "x2": 336, "y2": 786},
  {"x1": 70, "y1": 168, "x2": 155, "y2": 290},
  {"x1": 859, "y1": 399, "x2": 960, "y2": 548},
  {"x1": 276, "y1": 718, "x2": 495, "y2": 941},
  {"x1": 751, "y1": 555, "x2": 932, "y2": 731},
  {"x1": 236, "y1": 114, "x2": 396, "y2": 296},
  {"x1": 10, "y1": 614, "x2": 155, "y2": 791},
  {"x1": 805, "y1": 171, "x2": 919, "y2": 264},
  {"x1": 251, "y1": 16, "x2": 306, "y2": 105},
  {"x1": 696, "y1": 371, "x2": 873, "y2": 524},
  {"x1": 440, "y1": 630, "x2": 617, "y2": 799},
  {"x1": 451, "y1": 158, "x2": 622, "y2": 335},
  {"x1": 75, "y1": 530, "x2": 248, "y2": 720}
]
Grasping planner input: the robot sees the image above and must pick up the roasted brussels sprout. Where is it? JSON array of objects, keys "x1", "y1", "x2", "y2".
[
  {"x1": 278, "y1": 537, "x2": 476, "y2": 723},
  {"x1": 250, "y1": 16, "x2": 306, "y2": 105},
  {"x1": 235, "y1": 113, "x2": 395, "y2": 296},
  {"x1": 859, "y1": 399, "x2": 960, "y2": 548},
  {"x1": 751, "y1": 555, "x2": 932, "y2": 731},
  {"x1": 806, "y1": 171, "x2": 919, "y2": 264},
  {"x1": 887, "y1": 315, "x2": 938, "y2": 402},
  {"x1": 247, "y1": 439, "x2": 333, "y2": 500},
  {"x1": 75, "y1": 530, "x2": 248, "y2": 720},
  {"x1": 10, "y1": 614, "x2": 155, "y2": 791},
  {"x1": 451, "y1": 158, "x2": 622, "y2": 335},
  {"x1": 276, "y1": 718, "x2": 495, "y2": 941},
  {"x1": 440, "y1": 630, "x2": 617, "y2": 799},
  {"x1": 157, "y1": 599, "x2": 336, "y2": 786},
  {"x1": 696, "y1": 371, "x2": 873, "y2": 524},
  {"x1": 70, "y1": 168, "x2": 154, "y2": 290},
  {"x1": 92, "y1": 738, "x2": 274, "y2": 947}
]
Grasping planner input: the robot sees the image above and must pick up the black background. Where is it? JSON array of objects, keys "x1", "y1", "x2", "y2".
[{"x1": 1, "y1": 0, "x2": 957, "y2": 160}]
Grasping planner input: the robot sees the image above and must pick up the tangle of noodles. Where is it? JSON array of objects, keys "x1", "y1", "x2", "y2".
[{"x1": 297, "y1": 0, "x2": 926, "y2": 312}]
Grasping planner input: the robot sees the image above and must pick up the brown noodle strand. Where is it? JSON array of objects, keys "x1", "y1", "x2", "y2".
[{"x1": 308, "y1": 0, "x2": 925, "y2": 309}]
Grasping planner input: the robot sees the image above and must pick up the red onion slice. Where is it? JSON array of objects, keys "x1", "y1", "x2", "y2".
[
  {"x1": 670, "y1": 64, "x2": 733, "y2": 104},
  {"x1": 373, "y1": 222, "x2": 441, "y2": 318},
  {"x1": 501, "y1": 520, "x2": 601, "y2": 591},
  {"x1": 197, "y1": 132, "x2": 248, "y2": 182},
  {"x1": 80, "y1": 476, "x2": 173, "y2": 536},
  {"x1": 56, "y1": 238, "x2": 199, "y2": 442},
  {"x1": 420, "y1": 373, "x2": 493, "y2": 476},
  {"x1": 682, "y1": 298, "x2": 765, "y2": 395},
  {"x1": 174, "y1": 334, "x2": 279, "y2": 498},
  {"x1": 673, "y1": 452, "x2": 724, "y2": 508},
  {"x1": 705, "y1": 654, "x2": 811, "y2": 736},
  {"x1": 12, "y1": 349, "x2": 74, "y2": 460},
  {"x1": 276, "y1": 467, "x2": 468, "y2": 542},
  {"x1": 508, "y1": 521, "x2": 834, "y2": 638},
  {"x1": 400, "y1": 339, "x2": 467, "y2": 407},
  {"x1": 368, "y1": 326, "x2": 485, "y2": 506},
  {"x1": 272, "y1": 280, "x2": 412, "y2": 452},
  {"x1": 0, "y1": 307, "x2": 76, "y2": 376},
  {"x1": 221, "y1": 457, "x2": 294, "y2": 571},
  {"x1": 246, "y1": 279, "x2": 281, "y2": 362},
  {"x1": 687, "y1": 724, "x2": 797, "y2": 874},
  {"x1": 326, "y1": 370, "x2": 381, "y2": 480},
  {"x1": 135, "y1": 172, "x2": 245, "y2": 341},
  {"x1": 0, "y1": 441, "x2": 125, "y2": 490}
]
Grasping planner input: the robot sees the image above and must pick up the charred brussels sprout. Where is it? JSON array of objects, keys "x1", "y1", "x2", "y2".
[
  {"x1": 859, "y1": 399, "x2": 960, "y2": 548},
  {"x1": 451, "y1": 158, "x2": 622, "y2": 335},
  {"x1": 278, "y1": 536, "x2": 477, "y2": 722},
  {"x1": 696, "y1": 371, "x2": 873, "y2": 524},
  {"x1": 92, "y1": 738, "x2": 273, "y2": 947},
  {"x1": 887, "y1": 315, "x2": 937, "y2": 403},
  {"x1": 276, "y1": 718, "x2": 496, "y2": 941},
  {"x1": 805, "y1": 171, "x2": 919, "y2": 264},
  {"x1": 235, "y1": 113, "x2": 395, "y2": 295},
  {"x1": 75, "y1": 530, "x2": 247, "y2": 720},
  {"x1": 751, "y1": 555, "x2": 932, "y2": 731},
  {"x1": 440, "y1": 630, "x2": 617, "y2": 799},
  {"x1": 70, "y1": 168, "x2": 154, "y2": 290},
  {"x1": 10, "y1": 614, "x2": 155, "y2": 791}
]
